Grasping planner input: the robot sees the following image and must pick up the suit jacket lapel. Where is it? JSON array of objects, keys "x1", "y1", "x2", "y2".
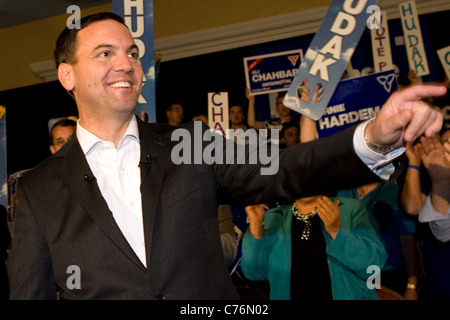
[
  {"x1": 137, "y1": 120, "x2": 172, "y2": 269},
  {"x1": 55, "y1": 137, "x2": 147, "y2": 272}
]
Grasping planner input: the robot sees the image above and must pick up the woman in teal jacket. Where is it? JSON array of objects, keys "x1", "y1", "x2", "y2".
[{"x1": 241, "y1": 195, "x2": 387, "y2": 300}]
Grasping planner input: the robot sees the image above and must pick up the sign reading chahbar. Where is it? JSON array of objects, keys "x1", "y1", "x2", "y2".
[
  {"x1": 243, "y1": 49, "x2": 303, "y2": 95},
  {"x1": 284, "y1": 0, "x2": 378, "y2": 120}
]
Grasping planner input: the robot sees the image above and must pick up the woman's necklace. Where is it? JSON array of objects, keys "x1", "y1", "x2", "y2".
[{"x1": 292, "y1": 202, "x2": 318, "y2": 240}]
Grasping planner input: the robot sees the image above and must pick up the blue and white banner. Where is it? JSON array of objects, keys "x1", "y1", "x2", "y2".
[
  {"x1": 243, "y1": 49, "x2": 303, "y2": 95},
  {"x1": 112, "y1": 0, "x2": 156, "y2": 122},
  {"x1": 284, "y1": 0, "x2": 378, "y2": 120},
  {"x1": 0, "y1": 106, "x2": 7, "y2": 209},
  {"x1": 317, "y1": 70, "x2": 397, "y2": 138}
]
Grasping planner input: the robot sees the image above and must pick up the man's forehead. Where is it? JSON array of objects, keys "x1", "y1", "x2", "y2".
[{"x1": 77, "y1": 19, "x2": 134, "y2": 46}]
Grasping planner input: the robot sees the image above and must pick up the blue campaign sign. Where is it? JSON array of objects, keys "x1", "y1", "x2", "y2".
[
  {"x1": 113, "y1": 0, "x2": 157, "y2": 122},
  {"x1": 284, "y1": 0, "x2": 378, "y2": 120},
  {"x1": 244, "y1": 49, "x2": 303, "y2": 95},
  {"x1": 317, "y1": 70, "x2": 397, "y2": 138}
]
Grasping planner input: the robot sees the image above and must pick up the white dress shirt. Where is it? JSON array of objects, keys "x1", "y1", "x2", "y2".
[
  {"x1": 419, "y1": 196, "x2": 450, "y2": 242},
  {"x1": 75, "y1": 116, "x2": 403, "y2": 268},
  {"x1": 77, "y1": 116, "x2": 146, "y2": 266},
  {"x1": 353, "y1": 119, "x2": 405, "y2": 181}
]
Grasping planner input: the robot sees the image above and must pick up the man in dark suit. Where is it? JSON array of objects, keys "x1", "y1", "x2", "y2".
[{"x1": 7, "y1": 12, "x2": 446, "y2": 299}]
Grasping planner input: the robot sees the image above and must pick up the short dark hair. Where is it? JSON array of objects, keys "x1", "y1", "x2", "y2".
[
  {"x1": 277, "y1": 91, "x2": 287, "y2": 99},
  {"x1": 280, "y1": 121, "x2": 299, "y2": 138},
  {"x1": 229, "y1": 104, "x2": 244, "y2": 112},
  {"x1": 53, "y1": 12, "x2": 126, "y2": 69},
  {"x1": 50, "y1": 118, "x2": 77, "y2": 145},
  {"x1": 166, "y1": 102, "x2": 183, "y2": 112}
]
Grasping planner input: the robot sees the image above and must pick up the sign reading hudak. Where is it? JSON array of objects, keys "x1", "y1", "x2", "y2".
[{"x1": 283, "y1": 0, "x2": 378, "y2": 120}]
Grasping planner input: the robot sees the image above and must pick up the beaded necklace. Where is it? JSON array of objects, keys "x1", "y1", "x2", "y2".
[{"x1": 291, "y1": 202, "x2": 318, "y2": 240}]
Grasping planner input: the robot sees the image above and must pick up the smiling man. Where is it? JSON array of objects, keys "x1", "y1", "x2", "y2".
[
  {"x1": 7, "y1": 12, "x2": 447, "y2": 300},
  {"x1": 56, "y1": 16, "x2": 143, "y2": 146}
]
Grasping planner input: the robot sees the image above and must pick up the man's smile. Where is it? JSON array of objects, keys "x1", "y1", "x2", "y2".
[{"x1": 109, "y1": 81, "x2": 132, "y2": 88}]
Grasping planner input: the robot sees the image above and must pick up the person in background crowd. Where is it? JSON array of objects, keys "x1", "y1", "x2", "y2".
[
  {"x1": 280, "y1": 122, "x2": 300, "y2": 149},
  {"x1": 413, "y1": 130, "x2": 450, "y2": 300},
  {"x1": 298, "y1": 113, "x2": 420, "y2": 300},
  {"x1": 417, "y1": 131, "x2": 450, "y2": 240},
  {"x1": 241, "y1": 195, "x2": 387, "y2": 300},
  {"x1": 247, "y1": 89, "x2": 299, "y2": 131},
  {"x1": 192, "y1": 113, "x2": 208, "y2": 125},
  {"x1": 165, "y1": 102, "x2": 184, "y2": 127},
  {"x1": 229, "y1": 104, "x2": 248, "y2": 131},
  {"x1": 49, "y1": 118, "x2": 77, "y2": 154},
  {"x1": 241, "y1": 114, "x2": 387, "y2": 300}
]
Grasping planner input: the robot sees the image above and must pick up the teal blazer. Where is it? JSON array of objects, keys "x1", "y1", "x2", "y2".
[{"x1": 241, "y1": 197, "x2": 387, "y2": 300}]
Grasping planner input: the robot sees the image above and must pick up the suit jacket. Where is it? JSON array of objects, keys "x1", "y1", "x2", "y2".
[{"x1": 8, "y1": 118, "x2": 386, "y2": 300}]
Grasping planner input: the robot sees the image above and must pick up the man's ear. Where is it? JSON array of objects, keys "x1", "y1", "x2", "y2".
[
  {"x1": 49, "y1": 145, "x2": 56, "y2": 155},
  {"x1": 57, "y1": 63, "x2": 75, "y2": 91}
]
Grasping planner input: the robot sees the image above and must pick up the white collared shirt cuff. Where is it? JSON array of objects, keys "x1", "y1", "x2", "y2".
[
  {"x1": 418, "y1": 196, "x2": 450, "y2": 223},
  {"x1": 353, "y1": 119, "x2": 405, "y2": 181}
]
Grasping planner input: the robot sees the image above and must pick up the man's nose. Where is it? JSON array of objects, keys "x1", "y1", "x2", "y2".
[{"x1": 113, "y1": 52, "x2": 133, "y2": 72}]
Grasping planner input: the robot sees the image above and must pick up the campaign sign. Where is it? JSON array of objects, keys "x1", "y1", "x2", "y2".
[
  {"x1": 371, "y1": 10, "x2": 394, "y2": 73},
  {"x1": 398, "y1": 1, "x2": 430, "y2": 77},
  {"x1": 284, "y1": 0, "x2": 378, "y2": 120},
  {"x1": 113, "y1": 0, "x2": 157, "y2": 122},
  {"x1": 244, "y1": 49, "x2": 303, "y2": 95},
  {"x1": 0, "y1": 106, "x2": 7, "y2": 209},
  {"x1": 317, "y1": 70, "x2": 397, "y2": 138},
  {"x1": 208, "y1": 92, "x2": 229, "y2": 138},
  {"x1": 437, "y1": 46, "x2": 450, "y2": 82}
]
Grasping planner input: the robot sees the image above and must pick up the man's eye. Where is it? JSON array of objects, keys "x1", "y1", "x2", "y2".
[
  {"x1": 129, "y1": 52, "x2": 139, "y2": 59},
  {"x1": 99, "y1": 51, "x2": 109, "y2": 57}
]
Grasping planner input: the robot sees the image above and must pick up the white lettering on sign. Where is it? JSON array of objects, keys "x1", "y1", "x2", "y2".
[
  {"x1": 123, "y1": 0, "x2": 148, "y2": 103},
  {"x1": 319, "y1": 106, "x2": 380, "y2": 130},
  {"x1": 309, "y1": 0, "x2": 368, "y2": 81}
]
